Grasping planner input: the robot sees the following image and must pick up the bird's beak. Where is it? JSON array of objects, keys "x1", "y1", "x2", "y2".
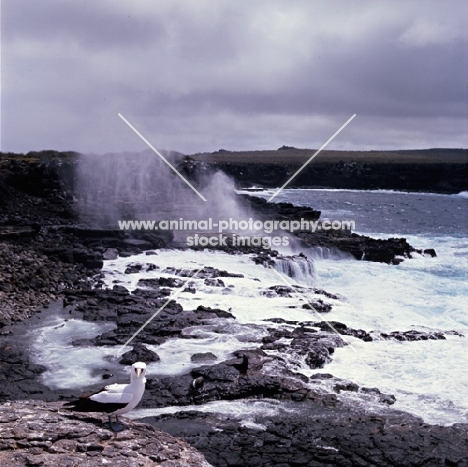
[{"x1": 135, "y1": 368, "x2": 143, "y2": 377}]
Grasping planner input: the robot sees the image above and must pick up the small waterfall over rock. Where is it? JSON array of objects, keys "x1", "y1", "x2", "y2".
[
  {"x1": 272, "y1": 254, "x2": 315, "y2": 285},
  {"x1": 305, "y1": 246, "x2": 352, "y2": 260}
]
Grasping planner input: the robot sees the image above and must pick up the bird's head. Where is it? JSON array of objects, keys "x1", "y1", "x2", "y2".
[{"x1": 131, "y1": 362, "x2": 147, "y2": 382}]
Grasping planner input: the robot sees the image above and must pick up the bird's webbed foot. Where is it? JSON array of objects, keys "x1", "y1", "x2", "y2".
[{"x1": 108, "y1": 415, "x2": 125, "y2": 432}]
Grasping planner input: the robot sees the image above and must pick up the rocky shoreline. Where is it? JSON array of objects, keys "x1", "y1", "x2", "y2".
[
  {"x1": 0, "y1": 152, "x2": 434, "y2": 325},
  {"x1": 145, "y1": 405, "x2": 468, "y2": 467},
  {"x1": 1, "y1": 288, "x2": 466, "y2": 466},
  {"x1": 0, "y1": 400, "x2": 212, "y2": 466},
  {"x1": 1, "y1": 152, "x2": 467, "y2": 466}
]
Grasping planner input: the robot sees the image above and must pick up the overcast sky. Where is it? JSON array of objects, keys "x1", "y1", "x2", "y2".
[{"x1": 2, "y1": 0, "x2": 467, "y2": 155}]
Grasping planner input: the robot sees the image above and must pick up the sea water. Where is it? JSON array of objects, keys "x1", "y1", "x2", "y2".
[
  {"x1": 29, "y1": 189, "x2": 468, "y2": 426},
  {"x1": 243, "y1": 189, "x2": 468, "y2": 425}
]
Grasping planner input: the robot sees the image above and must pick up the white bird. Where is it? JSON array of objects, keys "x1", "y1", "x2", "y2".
[{"x1": 64, "y1": 362, "x2": 147, "y2": 431}]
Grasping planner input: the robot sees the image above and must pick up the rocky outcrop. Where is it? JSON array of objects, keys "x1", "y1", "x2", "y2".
[
  {"x1": 240, "y1": 195, "x2": 418, "y2": 264},
  {"x1": 0, "y1": 242, "x2": 90, "y2": 326},
  {"x1": 119, "y1": 343, "x2": 160, "y2": 365},
  {"x1": 0, "y1": 339, "x2": 51, "y2": 403},
  {"x1": 0, "y1": 400, "x2": 212, "y2": 466},
  {"x1": 296, "y1": 230, "x2": 414, "y2": 263},
  {"x1": 145, "y1": 407, "x2": 468, "y2": 467}
]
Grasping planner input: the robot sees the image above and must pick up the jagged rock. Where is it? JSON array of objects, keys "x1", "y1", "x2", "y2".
[
  {"x1": 41, "y1": 246, "x2": 103, "y2": 269},
  {"x1": 379, "y1": 393, "x2": 397, "y2": 405},
  {"x1": 289, "y1": 326, "x2": 345, "y2": 368},
  {"x1": 204, "y1": 278, "x2": 225, "y2": 287},
  {"x1": 102, "y1": 248, "x2": 118, "y2": 260},
  {"x1": 144, "y1": 404, "x2": 468, "y2": 467},
  {"x1": 169, "y1": 266, "x2": 244, "y2": 279},
  {"x1": 124, "y1": 262, "x2": 158, "y2": 274},
  {"x1": 112, "y1": 284, "x2": 130, "y2": 295},
  {"x1": 313, "y1": 288, "x2": 340, "y2": 299},
  {"x1": 191, "y1": 352, "x2": 217, "y2": 363},
  {"x1": 195, "y1": 305, "x2": 235, "y2": 319},
  {"x1": 302, "y1": 299, "x2": 332, "y2": 313},
  {"x1": 380, "y1": 329, "x2": 446, "y2": 341},
  {"x1": 424, "y1": 248, "x2": 437, "y2": 257},
  {"x1": 305, "y1": 347, "x2": 333, "y2": 369},
  {"x1": 263, "y1": 285, "x2": 293, "y2": 297},
  {"x1": 137, "y1": 278, "x2": 162, "y2": 288},
  {"x1": 119, "y1": 343, "x2": 160, "y2": 365},
  {"x1": 124, "y1": 262, "x2": 144, "y2": 274},
  {"x1": 0, "y1": 400, "x2": 212, "y2": 466},
  {"x1": 334, "y1": 381, "x2": 359, "y2": 393},
  {"x1": 312, "y1": 320, "x2": 373, "y2": 341},
  {"x1": 158, "y1": 277, "x2": 185, "y2": 288}
]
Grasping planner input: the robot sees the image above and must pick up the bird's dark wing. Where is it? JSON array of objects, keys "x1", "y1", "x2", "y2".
[
  {"x1": 63, "y1": 389, "x2": 132, "y2": 414},
  {"x1": 66, "y1": 398, "x2": 128, "y2": 414}
]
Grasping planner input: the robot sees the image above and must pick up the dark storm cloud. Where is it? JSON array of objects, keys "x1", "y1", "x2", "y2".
[{"x1": 1, "y1": 0, "x2": 467, "y2": 154}]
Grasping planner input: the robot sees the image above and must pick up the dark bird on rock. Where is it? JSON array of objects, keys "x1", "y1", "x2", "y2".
[
  {"x1": 191, "y1": 376, "x2": 204, "y2": 391},
  {"x1": 231, "y1": 354, "x2": 249, "y2": 375},
  {"x1": 64, "y1": 362, "x2": 147, "y2": 432}
]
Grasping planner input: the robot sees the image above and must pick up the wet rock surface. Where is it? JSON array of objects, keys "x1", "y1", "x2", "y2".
[
  {"x1": 240, "y1": 195, "x2": 418, "y2": 263},
  {"x1": 0, "y1": 340, "x2": 52, "y2": 403},
  {"x1": 2, "y1": 289, "x2": 467, "y2": 467},
  {"x1": 119, "y1": 343, "x2": 160, "y2": 365},
  {"x1": 1, "y1": 255, "x2": 465, "y2": 467},
  {"x1": 0, "y1": 400, "x2": 212, "y2": 467},
  {"x1": 165, "y1": 266, "x2": 245, "y2": 279},
  {"x1": 379, "y1": 329, "x2": 449, "y2": 341},
  {"x1": 144, "y1": 407, "x2": 468, "y2": 467}
]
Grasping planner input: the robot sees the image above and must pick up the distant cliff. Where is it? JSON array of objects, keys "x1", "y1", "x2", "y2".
[
  {"x1": 180, "y1": 148, "x2": 468, "y2": 193},
  {"x1": 2, "y1": 148, "x2": 466, "y2": 195}
]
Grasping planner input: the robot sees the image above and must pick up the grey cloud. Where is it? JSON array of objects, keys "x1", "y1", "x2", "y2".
[
  {"x1": 2, "y1": 0, "x2": 166, "y2": 49},
  {"x1": 1, "y1": 0, "x2": 467, "y2": 154}
]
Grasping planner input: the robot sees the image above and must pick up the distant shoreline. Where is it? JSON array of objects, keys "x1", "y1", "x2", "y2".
[
  {"x1": 181, "y1": 148, "x2": 468, "y2": 194},
  {"x1": 2, "y1": 147, "x2": 467, "y2": 164},
  {"x1": 188, "y1": 147, "x2": 468, "y2": 164}
]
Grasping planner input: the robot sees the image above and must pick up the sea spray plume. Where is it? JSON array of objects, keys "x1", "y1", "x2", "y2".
[
  {"x1": 75, "y1": 150, "x2": 194, "y2": 225},
  {"x1": 74, "y1": 151, "x2": 318, "y2": 258},
  {"x1": 74, "y1": 152, "x2": 252, "y2": 233},
  {"x1": 196, "y1": 170, "x2": 247, "y2": 226}
]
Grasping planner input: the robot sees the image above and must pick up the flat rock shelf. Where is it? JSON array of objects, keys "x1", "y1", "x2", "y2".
[{"x1": 0, "y1": 400, "x2": 212, "y2": 467}]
